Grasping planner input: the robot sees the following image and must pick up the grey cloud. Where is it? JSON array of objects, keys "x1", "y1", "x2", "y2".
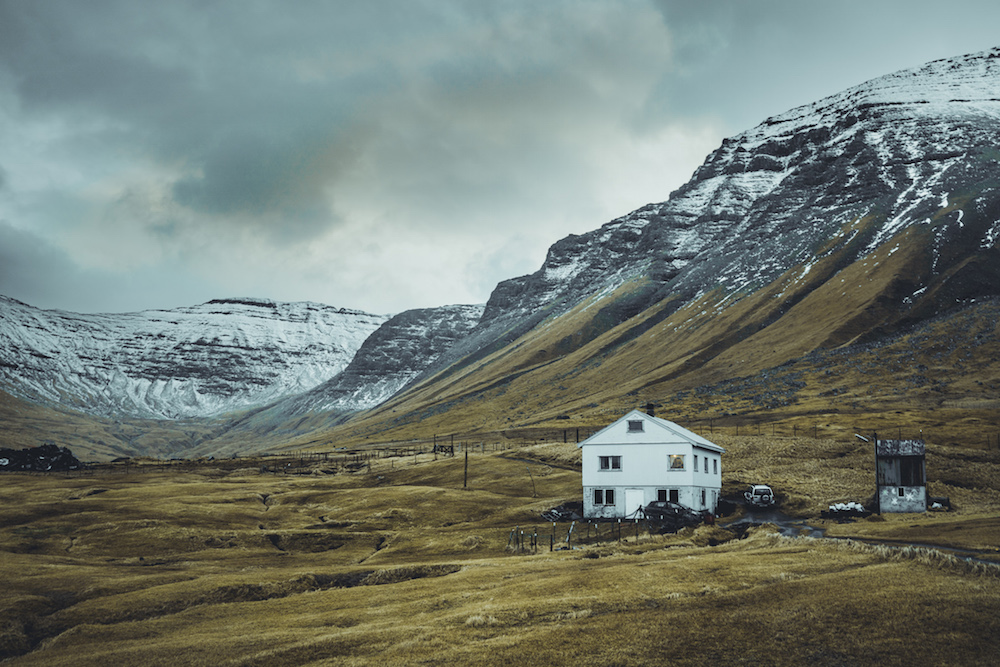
[
  {"x1": 7, "y1": 0, "x2": 1000, "y2": 316},
  {"x1": 0, "y1": 221, "x2": 116, "y2": 310},
  {"x1": 0, "y1": 220, "x2": 213, "y2": 313},
  {"x1": 172, "y1": 130, "x2": 335, "y2": 238}
]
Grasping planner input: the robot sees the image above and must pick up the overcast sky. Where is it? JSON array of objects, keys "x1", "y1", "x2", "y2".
[{"x1": 2, "y1": 1, "x2": 999, "y2": 315}]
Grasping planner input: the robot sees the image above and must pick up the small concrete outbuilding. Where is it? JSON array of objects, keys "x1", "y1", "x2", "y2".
[
  {"x1": 875, "y1": 438, "x2": 926, "y2": 513},
  {"x1": 578, "y1": 408, "x2": 724, "y2": 519}
]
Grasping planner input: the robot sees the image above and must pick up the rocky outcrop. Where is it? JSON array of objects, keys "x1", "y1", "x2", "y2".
[{"x1": 256, "y1": 303, "x2": 485, "y2": 416}]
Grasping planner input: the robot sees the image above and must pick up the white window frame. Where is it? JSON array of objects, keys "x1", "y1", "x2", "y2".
[{"x1": 599, "y1": 455, "x2": 622, "y2": 471}]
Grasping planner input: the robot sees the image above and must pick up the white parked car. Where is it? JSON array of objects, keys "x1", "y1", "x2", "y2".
[{"x1": 744, "y1": 484, "x2": 775, "y2": 507}]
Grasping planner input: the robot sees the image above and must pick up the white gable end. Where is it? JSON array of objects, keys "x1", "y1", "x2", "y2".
[{"x1": 578, "y1": 410, "x2": 724, "y2": 453}]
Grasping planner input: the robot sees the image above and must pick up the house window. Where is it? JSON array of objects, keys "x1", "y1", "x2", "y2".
[
  {"x1": 694, "y1": 455, "x2": 698, "y2": 470},
  {"x1": 669, "y1": 489, "x2": 679, "y2": 503},
  {"x1": 657, "y1": 489, "x2": 667, "y2": 502},
  {"x1": 669, "y1": 454, "x2": 685, "y2": 470},
  {"x1": 704, "y1": 457, "x2": 709, "y2": 473},
  {"x1": 713, "y1": 458, "x2": 718, "y2": 474},
  {"x1": 627, "y1": 420, "x2": 644, "y2": 432},
  {"x1": 594, "y1": 489, "x2": 616, "y2": 505},
  {"x1": 701, "y1": 489, "x2": 706, "y2": 506},
  {"x1": 599, "y1": 455, "x2": 622, "y2": 471}
]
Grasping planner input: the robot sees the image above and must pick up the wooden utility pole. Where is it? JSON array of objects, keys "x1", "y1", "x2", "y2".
[{"x1": 464, "y1": 446, "x2": 468, "y2": 489}]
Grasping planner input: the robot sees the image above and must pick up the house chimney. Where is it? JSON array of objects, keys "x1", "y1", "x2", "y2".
[{"x1": 645, "y1": 402, "x2": 655, "y2": 417}]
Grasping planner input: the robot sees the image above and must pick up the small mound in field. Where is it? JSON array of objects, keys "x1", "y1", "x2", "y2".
[
  {"x1": 690, "y1": 525, "x2": 738, "y2": 547},
  {"x1": 459, "y1": 535, "x2": 483, "y2": 550},
  {"x1": 359, "y1": 564, "x2": 462, "y2": 586}
]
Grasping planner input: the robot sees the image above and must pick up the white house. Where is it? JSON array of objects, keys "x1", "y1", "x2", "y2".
[{"x1": 578, "y1": 409, "x2": 725, "y2": 519}]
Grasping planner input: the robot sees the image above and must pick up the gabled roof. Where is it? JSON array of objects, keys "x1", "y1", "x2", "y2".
[{"x1": 577, "y1": 409, "x2": 725, "y2": 453}]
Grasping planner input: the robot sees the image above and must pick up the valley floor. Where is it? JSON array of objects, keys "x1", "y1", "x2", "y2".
[{"x1": 1, "y1": 439, "x2": 999, "y2": 666}]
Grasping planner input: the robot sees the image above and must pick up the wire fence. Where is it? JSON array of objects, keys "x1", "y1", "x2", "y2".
[{"x1": 507, "y1": 517, "x2": 674, "y2": 554}]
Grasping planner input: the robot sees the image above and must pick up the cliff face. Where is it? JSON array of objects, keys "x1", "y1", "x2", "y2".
[{"x1": 271, "y1": 303, "x2": 486, "y2": 416}]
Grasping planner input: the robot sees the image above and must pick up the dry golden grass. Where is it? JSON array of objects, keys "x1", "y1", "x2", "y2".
[{"x1": 2, "y1": 439, "x2": 999, "y2": 666}]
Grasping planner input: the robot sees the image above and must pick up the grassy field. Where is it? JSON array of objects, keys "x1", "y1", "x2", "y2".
[{"x1": 2, "y1": 436, "x2": 999, "y2": 666}]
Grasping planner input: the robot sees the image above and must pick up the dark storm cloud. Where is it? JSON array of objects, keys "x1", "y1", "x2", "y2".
[
  {"x1": 3, "y1": 0, "x2": 1000, "y2": 314},
  {"x1": 650, "y1": 0, "x2": 1000, "y2": 131},
  {"x1": 0, "y1": 0, "x2": 406, "y2": 240},
  {"x1": 0, "y1": 220, "x2": 119, "y2": 310},
  {"x1": 0, "y1": 220, "x2": 214, "y2": 313}
]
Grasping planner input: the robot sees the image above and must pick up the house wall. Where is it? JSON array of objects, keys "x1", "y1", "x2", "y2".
[{"x1": 581, "y1": 440, "x2": 722, "y2": 518}]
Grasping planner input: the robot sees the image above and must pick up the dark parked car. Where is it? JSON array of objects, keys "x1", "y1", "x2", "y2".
[{"x1": 642, "y1": 501, "x2": 706, "y2": 532}]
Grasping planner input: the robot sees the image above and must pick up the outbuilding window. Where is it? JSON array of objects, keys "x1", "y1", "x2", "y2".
[{"x1": 599, "y1": 455, "x2": 622, "y2": 471}]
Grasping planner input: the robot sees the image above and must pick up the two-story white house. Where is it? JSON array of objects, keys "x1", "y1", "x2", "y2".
[{"x1": 578, "y1": 409, "x2": 725, "y2": 519}]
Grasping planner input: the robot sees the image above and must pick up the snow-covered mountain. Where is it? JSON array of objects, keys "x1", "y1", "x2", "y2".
[
  {"x1": 469, "y1": 46, "x2": 1000, "y2": 345},
  {"x1": 334, "y1": 47, "x2": 1000, "y2": 439},
  {"x1": 178, "y1": 303, "x2": 487, "y2": 456},
  {"x1": 282, "y1": 304, "x2": 485, "y2": 413},
  {"x1": 0, "y1": 296, "x2": 387, "y2": 419}
]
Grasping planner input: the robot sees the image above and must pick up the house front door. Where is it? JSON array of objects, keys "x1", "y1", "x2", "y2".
[{"x1": 624, "y1": 489, "x2": 644, "y2": 518}]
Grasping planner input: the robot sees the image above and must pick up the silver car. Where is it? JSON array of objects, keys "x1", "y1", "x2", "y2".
[{"x1": 744, "y1": 484, "x2": 775, "y2": 507}]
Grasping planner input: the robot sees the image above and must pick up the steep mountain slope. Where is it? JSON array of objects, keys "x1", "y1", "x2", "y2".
[
  {"x1": 282, "y1": 304, "x2": 486, "y2": 415},
  {"x1": 484, "y1": 47, "x2": 1000, "y2": 342},
  {"x1": 0, "y1": 297, "x2": 387, "y2": 420},
  {"x1": 177, "y1": 304, "x2": 486, "y2": 457},
  {"x1": 306, "y1": 47, "x2": 1000, "y2": 448}
]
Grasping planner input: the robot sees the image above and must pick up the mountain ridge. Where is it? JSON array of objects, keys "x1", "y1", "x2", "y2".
[
  {"x1": 0, "y1": 295, "x2": 388, "y2": 420},
  {"x1": 2, "y1": 47, "x2": 999, "y2": 458}
]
